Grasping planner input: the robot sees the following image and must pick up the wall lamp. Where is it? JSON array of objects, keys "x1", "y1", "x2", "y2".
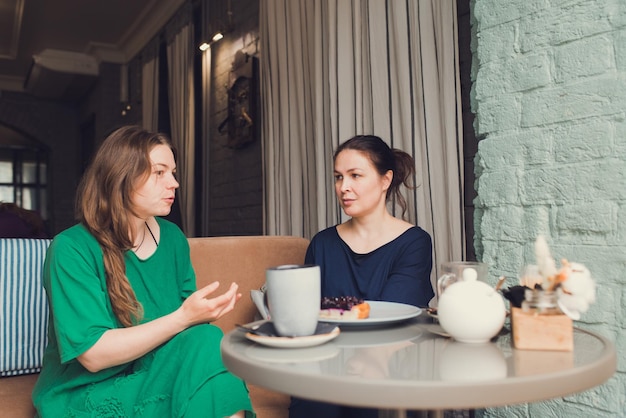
[{"x1": 199, "y1": 32, "x2": 225, "y2": 51}]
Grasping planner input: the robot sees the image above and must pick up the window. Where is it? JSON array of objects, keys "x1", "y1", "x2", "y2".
[{"x1": 0, "y1": 127, "x2": 48, "y2": 219}]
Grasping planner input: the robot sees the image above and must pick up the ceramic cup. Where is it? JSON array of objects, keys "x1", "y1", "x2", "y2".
[{"x1": 265, "y1": 264, "x2": 321, "y2": 337}]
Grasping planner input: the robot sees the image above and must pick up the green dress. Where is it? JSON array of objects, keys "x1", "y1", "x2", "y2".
[{"x1": 32, "y1": 218, "x2": 254, "y2": 418}]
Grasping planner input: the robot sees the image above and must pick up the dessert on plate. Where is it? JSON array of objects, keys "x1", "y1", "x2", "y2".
[{"x1": 320, "y1": 296, "x2": 370, "y2": 320}]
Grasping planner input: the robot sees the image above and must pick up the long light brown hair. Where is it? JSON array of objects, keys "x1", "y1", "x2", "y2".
[{"x1": 76, "y1": 126, "x2": 174, "y2": 327}]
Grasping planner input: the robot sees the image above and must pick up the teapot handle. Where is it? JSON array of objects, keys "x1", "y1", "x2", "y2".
[{"x1": 437, "y1": 273, "x2": 457, "y2": 297}]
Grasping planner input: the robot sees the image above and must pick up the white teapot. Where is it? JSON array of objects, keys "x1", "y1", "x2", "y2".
[{"x1": 437, "y1": 264, "x2": 506, "y2": 344}]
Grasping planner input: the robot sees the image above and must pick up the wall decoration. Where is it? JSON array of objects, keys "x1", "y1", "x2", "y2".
[{"x1": 219, "y1": 50, "x2": 259, "y2": 148}]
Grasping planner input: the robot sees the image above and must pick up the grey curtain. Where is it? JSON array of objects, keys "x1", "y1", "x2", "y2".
[
  {"x1": 260, "y1": 0, "x2": 465, "y2": 287},
  {"x1": 141, "y1": 39, "x2": 159, "y2": 133},
  {"x1": 165, "y1": 4, "x2": 195, "y2": 236}
]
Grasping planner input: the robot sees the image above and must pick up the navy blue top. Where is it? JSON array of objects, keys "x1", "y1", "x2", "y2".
[{"x1": 305, "y1": 225, "x2": 434, "y2": 307}]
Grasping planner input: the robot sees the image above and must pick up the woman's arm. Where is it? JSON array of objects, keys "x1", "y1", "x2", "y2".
[
  {"x1": 78, "y1": 281, "x2": 241, "y2": 372},
  {"x1": 380, "y1": 230, "x2": 434, "y2": 307}
]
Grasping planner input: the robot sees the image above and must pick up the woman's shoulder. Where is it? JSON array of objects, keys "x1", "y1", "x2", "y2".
[
  {"x1": 155, "y1": 217, "x2": 189, "y2": 248},
  {"x1": 391, "y1": 225, "x2": 432, "y2": 252},
  {"x1": 398, "y1": 224, "x2": 431, "y2": 241},
  {"x1": 310, "y1": 225, "x2": 340, "y2": 242},
  {"x1": 47, "y1": 224, "x2": 101, "y2": 261},
  {"x1": 307, "y1": 226, "x2": 343, "y2": 254},
  {"x1": 156, "y1": 217, "x2": 185, "y2": 236},
  {"x1": 53, "y1": 224, "x2": 96, "y2": 246},
  {"x1": 403, "y1": 224, "x2": 431, "y2": 239},
  {"x1": 379, "y1": 217, "x2": 430, "y2": 245}
]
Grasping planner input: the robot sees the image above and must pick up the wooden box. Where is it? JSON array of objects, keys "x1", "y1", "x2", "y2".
[{"x1": 511, "y1": 307, "x2": 573, "y2": 351}]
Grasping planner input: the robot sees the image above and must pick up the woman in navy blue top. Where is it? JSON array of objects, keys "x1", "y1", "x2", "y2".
[
  {"x1": 305, "y1": 226, "x2": 432, "y2": 307},
  {"x1": 290, "y1": 135, "x2": 434, "y2": 418}
]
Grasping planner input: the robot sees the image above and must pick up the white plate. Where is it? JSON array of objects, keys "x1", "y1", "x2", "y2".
[
  {"x1": 319, "y1": 301, "x2": 422, "y2": 327},
  {"x1": 244, "y1": 323, "x2": 341, "y2": 348}
]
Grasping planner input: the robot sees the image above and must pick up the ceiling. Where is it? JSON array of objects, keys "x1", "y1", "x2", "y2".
[{"x1": 0, "y1": 0, "x2": 186, "y2": 93}]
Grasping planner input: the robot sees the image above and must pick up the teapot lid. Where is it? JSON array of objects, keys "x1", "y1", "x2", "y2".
[
  {"x1": 463, "y1": 268, "x2": 478, "y2": 282},
  {"x1": 445, "y1": 267, "x2": 493, "y2": 296}
]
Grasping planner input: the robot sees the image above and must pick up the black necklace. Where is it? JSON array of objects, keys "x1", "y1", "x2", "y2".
[
  {"x1": 134, "y1": 221, "x2": 158, "y2": 252},
  {"x1": 145, "y1": 221, "x2": 158, "y2": 247}
]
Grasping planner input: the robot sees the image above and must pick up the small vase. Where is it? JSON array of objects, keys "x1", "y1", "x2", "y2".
[{"x1": 521, "y1": 289, "x2": 562, "y2": 315}]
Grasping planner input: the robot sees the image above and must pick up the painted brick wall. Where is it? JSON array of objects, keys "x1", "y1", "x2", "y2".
[
  {"x1": 471, "y1": 0, "x2": 625, "y2": 416},
  {"x1": 205, "y1": 0, "x2": 263, "y2": 236}
]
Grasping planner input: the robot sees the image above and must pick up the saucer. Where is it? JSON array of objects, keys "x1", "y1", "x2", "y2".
[
  {"x1": 418, "y1": 323, "x2": 451, "y2": 338},
  {"x1": 244, "y1": 321, "x2": 340, "y2": 348},
  {"x1": 245, "y1": 342, "x2": 340, "y2": 362}
]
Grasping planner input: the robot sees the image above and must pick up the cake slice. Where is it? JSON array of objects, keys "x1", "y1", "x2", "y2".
[{"x1": 320, "y1": 296, "x2": 370, "y2": 320}]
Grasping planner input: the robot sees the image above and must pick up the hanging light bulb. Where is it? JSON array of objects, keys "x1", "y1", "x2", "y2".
[{"x1": 199, "y1": 32, "x2": 225, "y2": 52}]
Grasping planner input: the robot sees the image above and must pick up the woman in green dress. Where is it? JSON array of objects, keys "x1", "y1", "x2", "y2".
[{"x1": 32, "y1": 126, "x2": 254, "y2": 418}]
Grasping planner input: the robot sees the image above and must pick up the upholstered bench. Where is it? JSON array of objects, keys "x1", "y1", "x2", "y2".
[
  {"x1": 0, "y1": 239, "x2": 51, "y2": 417},
  {"x1": 0, "y1": 235, "x2": 309, "y2": 418}
]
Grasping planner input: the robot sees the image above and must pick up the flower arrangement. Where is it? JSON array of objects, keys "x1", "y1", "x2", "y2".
[{"x1": 504, "y1": 235, "x2": 596, "y2": 320}]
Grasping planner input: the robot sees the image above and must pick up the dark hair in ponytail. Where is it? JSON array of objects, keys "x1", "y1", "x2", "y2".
[{"x1": 334, "y1": 135, "x2": 415, "y2": 218}]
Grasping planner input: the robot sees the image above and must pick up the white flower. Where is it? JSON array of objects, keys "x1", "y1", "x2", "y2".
[
  {"x1": 534, "y1": 235, "x2": 557, "y2": 287},
  {"x1": 530, "y1": 236, "x2": 596, "y2": 320},
  {"x1": 556, "y1": 262, "x2": 596, "y2": 320}
]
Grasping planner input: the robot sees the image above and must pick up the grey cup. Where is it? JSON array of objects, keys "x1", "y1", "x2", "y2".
[{"x1": 265, "y1": 264, "x2": 321, "y2": 337}]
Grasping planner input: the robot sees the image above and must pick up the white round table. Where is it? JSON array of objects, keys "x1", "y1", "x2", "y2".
[{"x1": 221, "y1": 317, "x2": 616, "y2": 418}]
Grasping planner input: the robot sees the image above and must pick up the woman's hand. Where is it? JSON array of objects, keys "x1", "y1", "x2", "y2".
[
  {"x1": 78, "y1": 281, "x2": 241, "y2": 372},
  {"x1": 178, "y1": 281, "x2": 242, "y2": 326}
]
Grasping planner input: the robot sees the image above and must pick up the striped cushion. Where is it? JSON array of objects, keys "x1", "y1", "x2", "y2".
[{"x1": 0, "y1": 238, "x2": 51, "y2": 376}]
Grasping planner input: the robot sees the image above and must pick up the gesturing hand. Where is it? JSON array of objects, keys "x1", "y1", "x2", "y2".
[{"x1": 179, "y1": 281, "x2": 242, "y2": 326}]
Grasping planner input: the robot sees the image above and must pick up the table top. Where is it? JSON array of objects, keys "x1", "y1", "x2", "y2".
[{"x1": 221, "y1": 316, "x2": 617, "y2": 410}]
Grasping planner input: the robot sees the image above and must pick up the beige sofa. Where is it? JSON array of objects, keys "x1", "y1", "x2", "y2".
[{"x1": 0, "y1": 235, "x2": 309, "y2": 418}]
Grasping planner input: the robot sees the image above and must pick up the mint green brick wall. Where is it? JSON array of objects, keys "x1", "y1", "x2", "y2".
[{"x1": 471, "y1": 0, "x2": 626, "y2": 416}]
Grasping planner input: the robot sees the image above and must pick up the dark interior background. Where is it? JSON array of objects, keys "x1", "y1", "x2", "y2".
[{"x1": 0, "y1": 0, "x2": 478, "y2": 260}]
